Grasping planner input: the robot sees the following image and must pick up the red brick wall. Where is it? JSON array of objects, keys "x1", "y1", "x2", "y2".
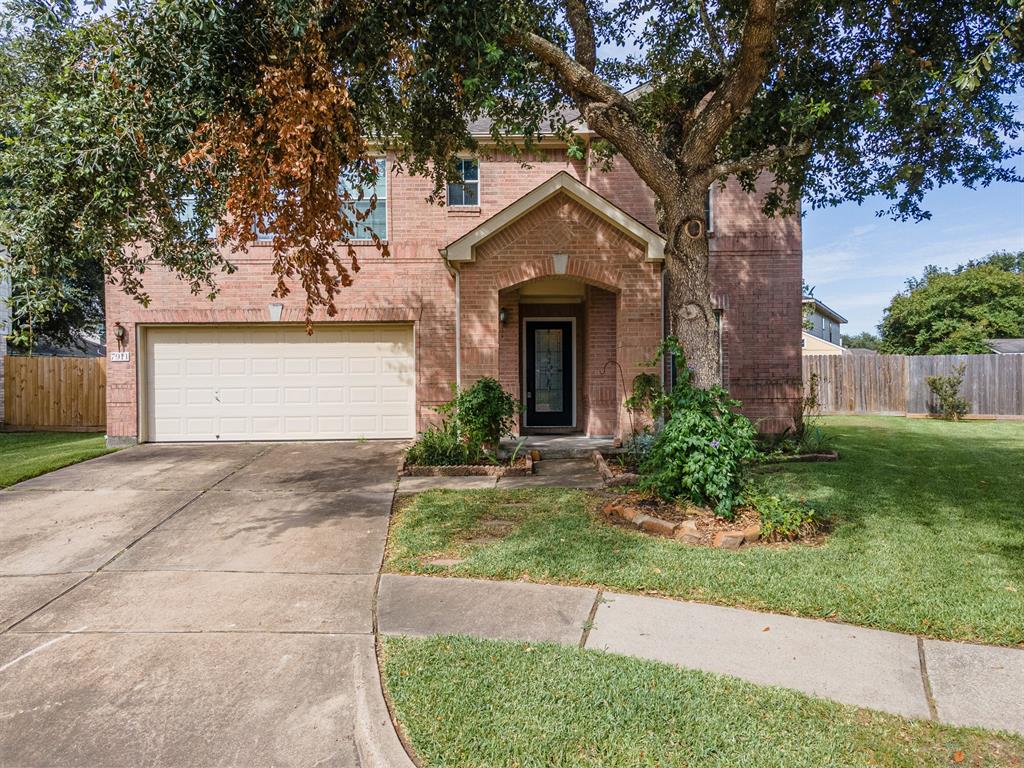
[
  {"x1": 104, "y1": 150, "x2": 801, "y2": 440},
  {"x1": 584, "y1": 286, "x2": 618, "y2": 436},
  {"x1": 709, "y1": 176, "x2": 803, "y2": 432},
  {"x1": 457, "y1": 191, "x2": 664, "y2": 439}
]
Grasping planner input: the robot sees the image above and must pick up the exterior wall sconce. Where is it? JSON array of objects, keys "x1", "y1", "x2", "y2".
[
  {"x1": 113, "y1": 322, "x2": 127, "y2": 349},
  {"x1": 499, "y1": 308, "x2": 507, "y2": 326}
]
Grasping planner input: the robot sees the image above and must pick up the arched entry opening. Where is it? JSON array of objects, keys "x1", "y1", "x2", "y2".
[{"x1": 498, "y1": 275, "x2": 619, "y2": 436}]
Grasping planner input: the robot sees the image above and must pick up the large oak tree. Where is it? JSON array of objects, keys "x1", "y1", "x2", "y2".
[{"x1": 1, "y1": 0, "x2": 1021, "y2": 385}]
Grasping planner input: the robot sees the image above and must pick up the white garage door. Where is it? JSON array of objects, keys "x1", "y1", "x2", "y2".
[{"x1": 144, "y1": 325, "x2": 415, "y2": 441}]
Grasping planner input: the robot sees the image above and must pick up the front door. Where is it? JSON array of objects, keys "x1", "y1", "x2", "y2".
[{"x1": 524, "y1": 320, "x2": 574, "y2": 427}]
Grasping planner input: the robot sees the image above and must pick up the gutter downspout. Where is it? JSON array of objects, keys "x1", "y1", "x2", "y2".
[{"x1": 440, "y1": 250, "x2": 461, "y2": 389}]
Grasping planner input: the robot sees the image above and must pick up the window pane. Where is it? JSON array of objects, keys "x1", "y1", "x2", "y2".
[
  {"x1": 534, "y1": 329, "x2": 564, "y2": 412},
  {"x1": 447, "y1": 159, "x2": 479, "y2": 206},
  {"x1": 340, "y1": 159, "x2": 386, "y2": 240}
]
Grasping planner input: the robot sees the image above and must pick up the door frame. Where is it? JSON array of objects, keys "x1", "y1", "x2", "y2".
[{"x1": 521, "y1": 317, "x2": 576, "y2": 429}]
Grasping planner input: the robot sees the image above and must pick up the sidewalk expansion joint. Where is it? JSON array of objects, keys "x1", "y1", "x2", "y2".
[
  {"x1": 579, "y1": 589, "x2": 603, "y2": 649},
  {"x1": 917, "y1": 636, "x2": 939, "y2": 720}
]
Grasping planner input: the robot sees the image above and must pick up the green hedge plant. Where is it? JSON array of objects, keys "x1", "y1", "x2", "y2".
[
  {"x1": 405, "y1": 419, "x2": 483, "y2": 466},
  {"x1": 638, "y1": 340, "x2": 758, "y2": 518},
  {"x1": 926, "y1": 364, "x2": 970, "y2": 421},
  {"x1": 440, "y1": 377, "x2": 519, "y2": 449},
  {"x1": 748, "y1": 488, "x2": 818, "y2": 541}
]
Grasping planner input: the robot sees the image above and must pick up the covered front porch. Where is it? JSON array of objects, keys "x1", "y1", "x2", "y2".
[
  {"x1": 497, "y1": 276, "x2": 621, "y2": 437},
  {"x1": 443, "y1": 172, "x2": 667, "y2": 441}
]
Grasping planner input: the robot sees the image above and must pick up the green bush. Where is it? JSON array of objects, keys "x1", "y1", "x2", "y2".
[
  {"x1": 926, "y1": 364, "x2": 970, "y2": 421},
  {"x1": 620, "y1": 429, "x2": 656, "y2": 468},
  {"x1": 639, "y1": 342, "x2": 758, "y2": 518},
  {"x1": 440, "y1": 377, "x2": 519, "y2": 447},
  {"x1": 749, "y1": 489, "x2": 817, "y2": 541},
  {"x1": 406, "y1": 419, "x2": 483, "y2": 466}
]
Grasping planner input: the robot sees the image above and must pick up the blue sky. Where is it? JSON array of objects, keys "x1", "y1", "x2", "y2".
[{"x1": 803, "y1": 180, "x2": 1024, "y2": 334}]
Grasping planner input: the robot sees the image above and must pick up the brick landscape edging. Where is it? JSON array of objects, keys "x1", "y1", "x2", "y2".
[
  {"x1": 604, "y1": 500, "x2": 762, "y2": 549},
  {"x1": 400, "y1": 454, "x2": 534, "y2": 477},
  {"x1": 591, "y1": 449, "x2": 639, "y2": 487},
  {"x1": 765, "y1": 451, "x2": 839, "y2": 463}
]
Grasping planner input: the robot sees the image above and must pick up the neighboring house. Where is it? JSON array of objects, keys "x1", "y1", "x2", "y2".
[
  {"x1": 104, "y1": 142, "x2": 803, "y2": 447},
  {"x1": 802, "y1": 297, "x2": 847, "y2": 356},
  {"x1": 986, "y1": 339, "x2": 1024, "y2": 355}
]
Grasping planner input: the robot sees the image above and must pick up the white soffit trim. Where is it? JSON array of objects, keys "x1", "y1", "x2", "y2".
[{"x1": 441, "y1": 171, "x2": 666, "y2": 263}]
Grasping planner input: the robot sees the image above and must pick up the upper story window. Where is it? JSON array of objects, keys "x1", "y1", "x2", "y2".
[
  {"x1": 447, "y1": 158, "x2": 479, "y2": 207},
  {"x1": 340, "y1": 157, "x2": 387, "y2": 241},
  {"x1": 254, "y1": 159, "x2": 388, "y2": 244},
  {"x1": 254, "y1": 192, "x2": 285, "y2": 243},
  {"x1": 177, "y1": 195, "x2": 216, "y2": 239}
]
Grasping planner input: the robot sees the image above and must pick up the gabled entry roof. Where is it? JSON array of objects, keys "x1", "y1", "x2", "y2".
[{"x1": 440, "y1": 171, "x2": 666, "y2": 263}]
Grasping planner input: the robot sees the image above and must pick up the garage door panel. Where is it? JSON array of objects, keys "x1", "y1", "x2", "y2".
[{"x1": 145, "y1": 325, "x2": 415, "y2": 441}]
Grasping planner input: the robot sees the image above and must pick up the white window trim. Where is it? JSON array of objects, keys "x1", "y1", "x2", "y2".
[
  {"x1": 447, "y1": 157, "x2": 481, "y2": 209},
  {"x1": 706, "y1": 184, "x2": 715, "y2": 234},
  {"x1": 178, "y1": 194, "x2": 217, "y2": 240},
  {"x1": 341, "y1": 157, "x2": 388, "y2": 244}
]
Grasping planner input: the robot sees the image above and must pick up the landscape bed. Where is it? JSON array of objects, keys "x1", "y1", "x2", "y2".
[{"x1": 385, "y1": 416, "x2": 1024, "y2": 645}]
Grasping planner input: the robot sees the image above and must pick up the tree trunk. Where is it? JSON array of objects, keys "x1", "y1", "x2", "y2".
[{"x1": 664, "y1": 189, "x2": 720, "y2": 389}]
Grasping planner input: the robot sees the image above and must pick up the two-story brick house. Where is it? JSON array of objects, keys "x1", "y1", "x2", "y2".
[{"x1": 104, "y1": 139, "x2": 803, "y2": 446}]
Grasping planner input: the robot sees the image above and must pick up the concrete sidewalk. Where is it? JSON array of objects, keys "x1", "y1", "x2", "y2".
[{"x1": 377, "y1": 574, "x2": 1024, "y2": 736}]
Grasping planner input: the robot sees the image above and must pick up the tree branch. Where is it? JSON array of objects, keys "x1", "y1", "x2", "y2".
[
  {"x1": 698, "y1": 0, "x2": 726, "y2": 64},
  {"x1": 683, "y1": 0, "x2": 777, "y2": 167},
  {"x1": 708, "y1": 140, "x2": 811, "y2": 179},
  {"x1": 516, "y1": 31, "x2": 680, "y2": 201},
  {"x1": 518, "y1": 31, "x2": 627, "y2": 108},
  {"x1": 564, "y1": 0, "x2": 597, "y2": 71}
]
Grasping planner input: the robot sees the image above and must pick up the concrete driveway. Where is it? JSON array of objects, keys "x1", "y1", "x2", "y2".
[{"x1": 0, "y1": 441, "x2": 412, "y2": 767}]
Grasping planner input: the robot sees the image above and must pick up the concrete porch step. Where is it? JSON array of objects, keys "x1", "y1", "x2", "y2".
[{"x1": 500, "y1": 435, "x2": 617, "y2": 460}]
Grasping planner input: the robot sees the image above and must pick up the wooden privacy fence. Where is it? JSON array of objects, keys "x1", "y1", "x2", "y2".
[
  {"x1": 803, "y1": 353, "x2": 1024, "y2": 418},
  {"x1": 2, "y1": 356, "x2": 106, "y2": 431}
]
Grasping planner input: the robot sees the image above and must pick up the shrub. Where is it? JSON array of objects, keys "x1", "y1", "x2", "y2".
[
  {"x1": 441, "y1": 377, "x2": 519, "y2": 447},
  {"x1": 639, "y1": 342, "x2": 758, "y2": 518},
  {"x1": 926, "y1": 365, "x2": 969, "y2": 421},
  {"x1": 620, "y1": 429, "x2": 656, "y2": 468},
  {"x1": 624, "y1": 372, "x2": 662, "y2": 421},
  {"x1": 749, "y1": 489, "x2": 817, "y2": 541},
  {"x1": 790, "y1": 370, "x2": 836, "y2": 453},
  {"x1": 406, "y1": 419, "x2": 483, "y2": 466}
]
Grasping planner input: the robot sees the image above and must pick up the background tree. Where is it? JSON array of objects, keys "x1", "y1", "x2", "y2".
[
  {"x1": 0, "y1": 0, "x2": 237, "y2": 349},
  {"x1": 1, "y1": 0, "x2": 1021, "y2": 387},
  {"x1": 880, "y1": 250, "x2": 1024, "y2": 354},
  {"x1": 842, "y1": 331, "x2": 882, "y2": 351}
]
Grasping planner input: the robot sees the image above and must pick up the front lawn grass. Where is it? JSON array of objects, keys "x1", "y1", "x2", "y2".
[
  {"x1": 385, "y1": 416, "x2": 1024, "y2": 645},
  {"x1": 0, "y1": 431, "x2": 114, "y2": 488},
  {"x1": 381, "y1": 635, "x2": 1024, "y2": 768}
]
